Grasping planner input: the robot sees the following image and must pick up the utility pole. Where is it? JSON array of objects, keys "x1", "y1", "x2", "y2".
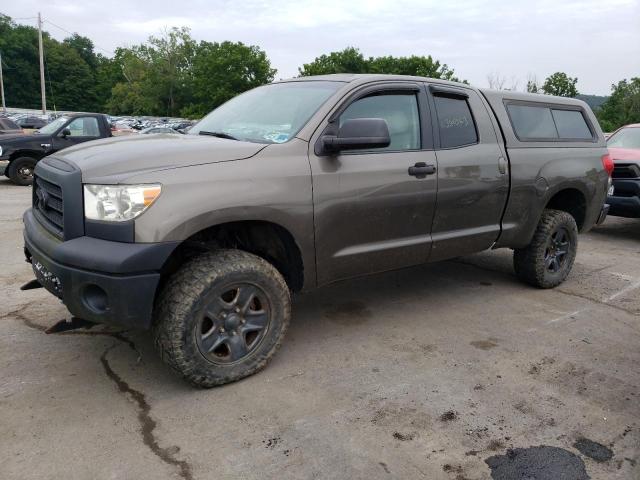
[
  {"x1": 37, "y1": 12, "x2": 47, "y2": 115},
  {"x1": 0, "y1": 51, "x2": 6, "y2": 113}
]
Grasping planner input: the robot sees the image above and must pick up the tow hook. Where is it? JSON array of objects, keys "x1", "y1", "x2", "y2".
[
  {"x1": 20, "y1": 279, "x2": 43, "y2": 291},
  {"x1": 45, "y1": 317, "x2": 97, "y2": 334}
]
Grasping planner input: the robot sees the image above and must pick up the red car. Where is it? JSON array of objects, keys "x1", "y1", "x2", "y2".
[{"x1": 606, "y1": 124, "x2": 640, "y2": 218}]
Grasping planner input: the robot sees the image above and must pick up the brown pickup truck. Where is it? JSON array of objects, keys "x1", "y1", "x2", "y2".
[{"x1": 22, "y1": 74, "x2": 611, "y2": 387}]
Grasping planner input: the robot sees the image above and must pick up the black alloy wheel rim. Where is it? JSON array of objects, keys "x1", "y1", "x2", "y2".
[
  {"x1": 544, "y1": 227, "x2": 570, "y2": 273},
  {"x1": 195, "y1": 283, "x2": 271, "y2": 365}
]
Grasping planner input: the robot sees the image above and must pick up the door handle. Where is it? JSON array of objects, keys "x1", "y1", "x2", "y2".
[
  {"x1": 498, "y1": 157, "x2": 507, "y2": 175},
  {"x1": 408, "y1": 162, "x2": 436, "y2": 178}
]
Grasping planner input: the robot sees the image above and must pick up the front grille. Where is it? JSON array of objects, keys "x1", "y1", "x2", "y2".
[
  {"x1": 612, "y1": 163, "x2": 640, "y2": 179},
  {"x1": 33, "y1": 175, "x2": 64, "y2": 237}
]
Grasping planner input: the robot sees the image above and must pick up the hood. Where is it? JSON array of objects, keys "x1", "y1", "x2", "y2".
[
  {"x1": 55, "y1": 133, "x2": 268, "y2": 183},
  {"x1": 608, "y1": 147, "x2": 640, "y2": 164},
  {"x1": 0, "y1": 133, "x2": 33, "y2": 144}
]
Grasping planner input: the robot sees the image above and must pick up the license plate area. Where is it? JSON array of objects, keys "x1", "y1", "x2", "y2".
[{"x1": 32, "y1": 260, "x2": 63, "y2": 298}]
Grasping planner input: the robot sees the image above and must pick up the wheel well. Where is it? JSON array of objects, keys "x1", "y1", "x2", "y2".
[
  {"x1": 160, "y1": 221, "x2": 305, "y2": 292},
  {"x1": 545, "y1": 188, "x2": 586, "y2": 230},
  {"x1": 8, "y1": 152, "x2": 41, "y2": 163}
]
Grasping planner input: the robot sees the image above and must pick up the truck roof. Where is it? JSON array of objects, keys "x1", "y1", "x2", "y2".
[
  {"x1": 278, "y1": 73, "x2": 470, "y2": 89},
  {"x1": 480, "y1": 88, "x2": 589, "y2": 108},
  {"x1": 280, "y1": 74, "x2": 590, "y2": 109}
]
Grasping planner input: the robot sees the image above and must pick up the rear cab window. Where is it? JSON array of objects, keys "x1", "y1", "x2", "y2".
[
  {"x1": 506, "y1": 102, "x2": 594, "y2": 141},
  {"x1": 433, "y1": 95, "x2": 478, "y2": 148}
]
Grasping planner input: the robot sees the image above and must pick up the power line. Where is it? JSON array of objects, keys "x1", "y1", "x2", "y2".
[{"x1": 44, "y1": 18, "x2": 114, "y2": 55}]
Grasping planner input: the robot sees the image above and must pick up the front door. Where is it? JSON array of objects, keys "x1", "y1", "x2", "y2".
[
  {"x1": 53, "y1": 116, "x2": 102, "y2": 152},
  {"x1": 309, "y1": 83, "x2": 438, "y2": 285}
]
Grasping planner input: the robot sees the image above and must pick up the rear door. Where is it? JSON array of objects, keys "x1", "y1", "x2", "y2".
[
  {"x1": 309, "y1": 82, "x2": 438, "y2": 284},
  {"x1": 426, "y1": 84, "x2": 509, "y2": 261}
]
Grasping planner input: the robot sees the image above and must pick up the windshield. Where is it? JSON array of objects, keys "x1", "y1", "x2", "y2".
[
  {"x1": 607, "y1": 126, "x2": 640, "y2": 149},
  {"x1": 189, "y1": 81, "x2": 343, "y2": 143},
  {"x1": 36, "y1": 117, "x2": 69, "y2": 135}
]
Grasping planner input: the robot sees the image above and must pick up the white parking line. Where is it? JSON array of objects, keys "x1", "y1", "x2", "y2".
[{"x1": 606, "y1": 279, "x2": 640, "y2": 303}]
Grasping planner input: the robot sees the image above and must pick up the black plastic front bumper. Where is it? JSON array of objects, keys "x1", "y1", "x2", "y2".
[
  {"x1": 23, "y1": 209, "x2": 179, "y2": 329},
  {"x1": 608, "y1": 179, "x2": 640, "y2": 218}
]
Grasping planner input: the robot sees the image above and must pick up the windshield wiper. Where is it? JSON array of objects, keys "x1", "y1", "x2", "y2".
[{"x1": 198, "y1": 131, "x2": 239, "y2": 141}]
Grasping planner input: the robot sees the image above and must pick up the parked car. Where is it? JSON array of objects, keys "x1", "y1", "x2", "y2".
[
  {"x1": 0, "y1": 117, "x2": 23, "y2": 135},
  {"x1": 0, "y1": 113, "x2": 112, "y2": 185},
  {"x1": 140, "y1": 126, "x2": 180, "y2": 135},
  {"x1": 22, "y1": 74, "x2": 610, "y2": 387},
  {"x1": 16, "y1": 116, "x2": 48, "y2": 130},
  {"x1": 606, "y1": 123, "x2": 640, "y2": 217}
]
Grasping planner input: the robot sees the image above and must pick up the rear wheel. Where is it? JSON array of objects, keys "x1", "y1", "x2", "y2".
[
  {"x1": 153, "y1": 249, "x2": 291, "y2": 387},
  {"x1": 7, "y1": 157, "x2": 36, "y2": 186},
  {"x1": 513, "y1": 209, "x2": 578, "y2": 288}
]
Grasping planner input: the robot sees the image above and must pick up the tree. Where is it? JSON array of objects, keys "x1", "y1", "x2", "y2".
[
  {"x1": 184, "y1": 41, "x2": 275, "y2": 118},
  {"x1": 298, "y1": 47, "x2": 464, "y2": 82},
  {"x1": 0, "y1": 15, "x2": 112, "y2": 112},
  {"x1": 0, "y1": 15, "x2": 44, "y2": 109},
  {"x1": 106, "y1": 27, "x2": 197, "y2": 116},
  {"x1": 298, "y1": 47, "x2": 367, "y2": 76},
  {"x1": 43, "y1": 37, "x2": 97, "y2": 111},
  {"x1": 596, "y1": 78, "x2": 640, "y2": 132},
  {"x1": 526, "y1": 73, "x2": 540, "y2": 93},
  {"x1": 542, "y1": 72, "x2": 578, "y2": 97}
]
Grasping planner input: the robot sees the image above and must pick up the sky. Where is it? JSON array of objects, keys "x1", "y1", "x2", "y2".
[{"x1": 3, "y1": 0, "x2": 640, "y2": 95}]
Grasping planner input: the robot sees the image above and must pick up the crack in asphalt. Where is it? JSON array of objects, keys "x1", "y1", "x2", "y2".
[
  {"x1": 3, "y1": 306, "x2": 144, "y2": 359},
  {"x1": 2, "y1": 305, "x2": 48, "y2": 331},
  {"x1": 555, "y1": 288, "x2": 638, "y2": 317},
  {"x1": 100, "y1": 344, "x2": 194, "y2": 480},
  {"x1": 452, "y1": 259, "x2": 639, "y2": 318},
  {"x1": 4, "y1": 305, "x2": 191, "y2": 478}
]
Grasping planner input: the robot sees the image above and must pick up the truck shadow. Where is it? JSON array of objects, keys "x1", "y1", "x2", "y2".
[{"x1": 291, "y1": 250, "x2": 516, "y2": 332}]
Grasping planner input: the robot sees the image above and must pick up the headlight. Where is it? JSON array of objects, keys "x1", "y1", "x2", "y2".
[
  {"x1": 0, "y1": 146, "x2": 3, "y2": 157},
  {"x1": 84, "y1": 184, "x2": 161, "y2": 222}
]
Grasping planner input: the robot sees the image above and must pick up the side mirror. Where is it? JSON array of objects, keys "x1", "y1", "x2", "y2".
[
  {"x1": 321, "y1": 118, "x2": 390, "y2": 153},
  {"x1": 61, "y1": 127, "x2": 71, "y2": 138}
]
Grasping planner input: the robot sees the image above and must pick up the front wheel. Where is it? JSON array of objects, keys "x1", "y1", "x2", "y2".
[
  {"x1": 153, "y1": 249, "x2": 291, "y2": 387},
  {"x1": 7, "y1": 157, "x2": 37, "y2": 186},
  {"x1": 513, "y1": 209, "x2": 578, "y2": 288}
]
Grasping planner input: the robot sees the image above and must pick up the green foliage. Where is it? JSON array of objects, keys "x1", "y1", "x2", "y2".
[
  {"x1": 542, "y1": 72, "x2": 579, "y2": 97},
  {"x1": 596, "y1": 78, "x2": 640, "y2": 132},
  {"x1": 0, "y1": 16, "x2": 274, "y2": 117},
  {"x1": 43, "y1": 36, "x2": 97, "y2": 111},
  {"x1": 298, "y1": 47, "x2": 368, "y2": 75},
  {"x1": 185, "y1": 41, "x2": 276, "y2": 118},
  {"x1": 299, "y1": 47, "x2": 464, "y2": 82},
  {"x1": 106, "y1": 30, "x2": 274, "y2": 118},
  {"x1": 526, "y1": 80, "x2": 539, "y2": 93},
  {"x1": 0, "y1": 14, "x2": 47, "y2": 110},
  {"x1": 576, "y1": 94, "x2": 609, "y2": 111}
]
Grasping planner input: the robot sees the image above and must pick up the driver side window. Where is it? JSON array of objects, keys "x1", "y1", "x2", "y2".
[
  {"x1": 65, "y1": 117, "x2": 100, "y2": 137},
  {"x1": 340, "y1": 93, "x2": 420, "y2": 151}
]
